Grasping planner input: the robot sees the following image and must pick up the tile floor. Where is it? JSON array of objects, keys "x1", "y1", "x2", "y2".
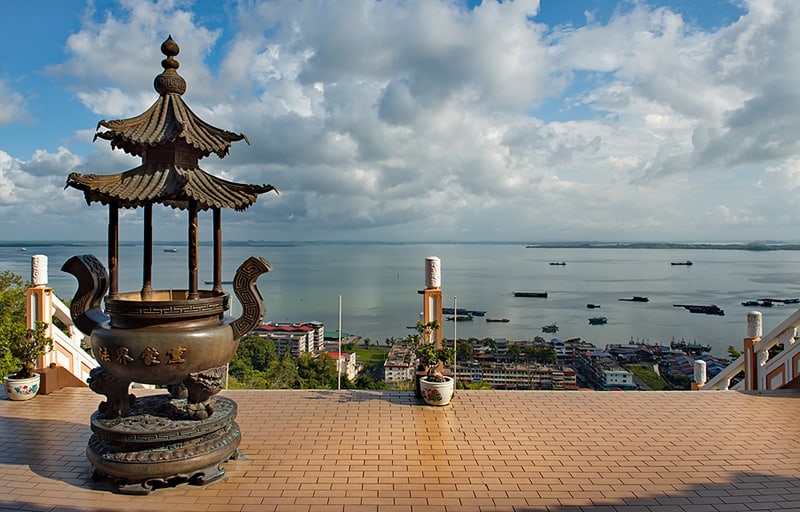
[{"x1": 1, "y1": 387, "x2": 799, "y2": 511}]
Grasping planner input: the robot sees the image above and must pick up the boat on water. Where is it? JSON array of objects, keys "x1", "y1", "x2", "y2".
[
  {"x1": 447, "y1": 315, "x2": 473, "y2": 321},
  {"x1": 671, "y1": 261, "x2": 693, "y2": 266},
  {"x1": 164, "y1": 248, "x2": 178, "y2": 253},
  {"x1": 514, "y1": 291, "x2": 548, "y2": 298},
  {"x1": 670, "y1": 340, "x2": 711, "y2": 354},
  {"x1": 486, "y1": 318, "x2": 510, "y2": 323},
  {"x1": 588, "y1": 316, "x2": 608, "y2": 325},
  {"x1": 619, "y1": 296, "x2": 649, "y2": 302},
  {"x1": 541, "y1": 323, "x2": 559, "y2": 333},
  {"x1": 203, "y1": 280, "x2": 234, "y2": 285},
  {"x1": 442, "y1": 307, "x2": 486, "y2": 317},
  {"x1": 549, "y1": 262, "x2": 566, "y2": 266},
  {"x1": 673, "y1": 304, "x2": 725, "y2": 316},
  {"x1": 15, "y1": 247, "x2": 26, "y2": 252},
  {"x1": 586, "y1": 303, "x2": 601, "y2": 309}
]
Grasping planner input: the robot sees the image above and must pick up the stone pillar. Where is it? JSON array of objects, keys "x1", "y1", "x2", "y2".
[
  {"x1": 27, "y1": 255, "x2": 54, "y2": 368},
  {"x1": 743, "y1": 311, "x2": 763, "y2": 391},
  {"x1": 691, "y1": 359, "x2": 707, "y2": 391},
  {"x1": 422, "y1": 257, "x2": 442, "y2": 346}
]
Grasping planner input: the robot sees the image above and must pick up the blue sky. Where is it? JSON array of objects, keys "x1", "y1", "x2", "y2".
[{"x1": 4, "y1": 0, "x2": 800, "y2": 243}]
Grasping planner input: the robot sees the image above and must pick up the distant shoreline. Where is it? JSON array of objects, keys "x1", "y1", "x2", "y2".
[
  {"x1": 524, "y1": 242, "x2": 800, "y2": 251},
  {"x1": 3, "y1": 240, "x2": 800, "y2": 251}
]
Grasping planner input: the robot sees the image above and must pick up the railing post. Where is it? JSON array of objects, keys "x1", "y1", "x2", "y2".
[
  {"x1": 26, "y1": 255, "x2": 55, "y2": 368},
  {"x1": 692, "y1": 360, "x2": 706, "y2": 390},
  {"x1": 743, "y1": 311, "x2": 762, "y2": 391}
]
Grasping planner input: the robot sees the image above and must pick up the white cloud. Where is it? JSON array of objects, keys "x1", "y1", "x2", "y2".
[
  {"x1": 4, "y1": 0, "x2": 800, "y2": 242},
  {"x1": 0, "y1": 80, "x2": 30, "y2": 126}
]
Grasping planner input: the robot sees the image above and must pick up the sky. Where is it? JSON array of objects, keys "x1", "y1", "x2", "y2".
[{"x1": 1, "y1": 0, "x2": 798, "y2": 243}]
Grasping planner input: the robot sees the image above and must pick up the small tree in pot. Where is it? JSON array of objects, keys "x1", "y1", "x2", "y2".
[
  {"x1": 3, "y1": 321, "x2": 52, "y2": 400},
  {"x1": 413, "y1": 320, "x2": 455, "y2": 405}
]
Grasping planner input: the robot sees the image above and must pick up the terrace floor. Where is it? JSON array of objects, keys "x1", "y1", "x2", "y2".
[{"x1": 1, "y1": 387, "x2": 799, "y2": 511}]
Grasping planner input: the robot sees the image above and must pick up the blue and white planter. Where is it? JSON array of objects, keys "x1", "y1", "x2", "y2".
[
  {"x1": 3, "y1": 374, "x2": 40, "y2": 401},
  {"x1": 419, "y1": 376, "x2": 454, "y2": 406}
]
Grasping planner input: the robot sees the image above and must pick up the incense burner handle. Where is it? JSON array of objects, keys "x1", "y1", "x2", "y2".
[
  {"x1": 61, "y1": 254, "x2": 110, "y2": 336},
  {"x1": 229, "y1": 256, "x2": 271, "y2": 340}
]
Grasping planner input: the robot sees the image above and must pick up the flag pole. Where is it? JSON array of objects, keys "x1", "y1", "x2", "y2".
[
  {"x1": 338, "y1": 294, "x2": 342, "y2": 390},
  {"x1": 453, "y1": 295, "x2": 457, "y2": 393}
]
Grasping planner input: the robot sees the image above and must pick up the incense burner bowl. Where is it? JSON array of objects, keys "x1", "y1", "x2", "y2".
[{"x1": 63, "y1": 254, "x2": 269, "y2": 420}]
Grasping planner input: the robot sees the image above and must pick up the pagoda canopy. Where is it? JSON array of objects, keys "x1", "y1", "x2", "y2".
[
  {"x1": 66, "y1": 35, "x2": 276, "y2": 211},
  {"x1": 66, "y1": 164, "x2": 275, "y2": 211},
  {"x1": 93, "y1": 93, "x2": 247, "y2": 159}
]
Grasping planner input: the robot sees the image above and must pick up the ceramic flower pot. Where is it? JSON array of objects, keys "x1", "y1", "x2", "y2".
[
  {"x1": 4, "y1": 374, "x2": 40, "y2": 401},
  {"x1": 419, "y1": 376, "x2": 454, "y2": 406}
]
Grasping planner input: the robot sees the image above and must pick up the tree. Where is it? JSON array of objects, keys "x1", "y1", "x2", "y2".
[
  {"x1": 265, "y1": 356, "x2": 299, "y2": 389},
  {"x1": 297, "y1": 352, "x2": 339, "y2": 389},
  {"x1": 229, "y1": 333, "x2": 277, "y2": 375},
  {"x1": 507, "y1": 343, "x2": 521, "y2": 361},
  {"x1": 456, "y1": 341, "x2": 473, "y2": 362},
  {"x1": 0, "y1": 271, "x2": 29, "y2": 377},
  {"x1": 354, "y1": 373, "x2": 390, "y2": 390}
]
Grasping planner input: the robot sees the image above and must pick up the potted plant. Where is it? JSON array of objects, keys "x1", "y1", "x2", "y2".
[
  {"x1": 413, "y1": 321, "x2": 455, "y2": 406},
  {"x1": 3, "y1": 322, "x2": 52, "y2": 400}
]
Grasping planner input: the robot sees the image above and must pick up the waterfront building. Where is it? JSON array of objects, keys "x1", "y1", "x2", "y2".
[
  {"x1": 383, "y1": 344, "x2": 416, "y2": 383},
  {"x1": 458, "y1": 361, "x2": 577, "y2": 390},
  {"x1": 327, "y1": 351, "x2": 360, "y2": 381},
  {"x1": 576, "y1": 350, "x2": 636, "y2": 390},
  {"x1": 253, "y1": 321, "x2": 325, "y2": 358}
]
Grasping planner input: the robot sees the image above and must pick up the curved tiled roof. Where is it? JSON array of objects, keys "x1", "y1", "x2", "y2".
[
  {"x1": 94, "y1": 93, "x2": 248, "y2": 159},
  {"x1": 67, "y1": 37, "x2": 277, "y2": 212},
  {"x1": 66, "y1": 165, "x2": 277, "y2": 211}
]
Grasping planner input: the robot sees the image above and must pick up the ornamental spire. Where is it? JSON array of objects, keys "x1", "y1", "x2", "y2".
[{"x1": 154, "y1": 35, "x2": 186, "y2": 96}]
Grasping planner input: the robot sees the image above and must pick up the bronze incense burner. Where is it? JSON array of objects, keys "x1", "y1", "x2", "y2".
[{"x1": 63, "y1": 37, "x2": 277, "y2": 494}]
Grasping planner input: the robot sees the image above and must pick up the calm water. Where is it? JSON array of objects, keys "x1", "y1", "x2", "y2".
[{"x1": 4, "y1": 241, "x2": 800, "y2": 357}]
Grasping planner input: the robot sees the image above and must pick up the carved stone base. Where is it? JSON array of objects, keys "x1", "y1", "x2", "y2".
[{"x1": 87, "y1": 394, "x2": 240, "y2": 494}]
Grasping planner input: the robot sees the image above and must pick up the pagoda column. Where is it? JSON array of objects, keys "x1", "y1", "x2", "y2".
[
  {"x1": 142, "y1": 204, "x2": 153, "y2": 299},
  {"x1": 213, "y1": 207, "x2": 222, "y2": 294},
  {"x1": 109, "y1": 202, "x2": 119, "y2": 298},
  {"x1": 188, "y1": 199, "x2": 199, "y2": 299}
]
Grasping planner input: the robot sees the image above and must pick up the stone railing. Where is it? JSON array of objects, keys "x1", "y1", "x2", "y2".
[
  {"x1": 27, "y1": 255, "x2": 97, "y2": 385},
  {"x1": 702, "y1": 308, "x2": 800, "y2": 390}
]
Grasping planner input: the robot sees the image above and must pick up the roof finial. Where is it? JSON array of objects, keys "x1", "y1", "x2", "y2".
[{"x1": 154, "y1": 35, "x2": 186, "y2": 96}]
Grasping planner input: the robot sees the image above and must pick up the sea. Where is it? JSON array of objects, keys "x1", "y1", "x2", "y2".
[{"x1": 4, "y1": 241, "x2": 800, "y2": 358}]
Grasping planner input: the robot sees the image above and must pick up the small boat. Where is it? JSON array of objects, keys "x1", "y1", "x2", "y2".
[
  {"x1": 671, "y1": 261, "x2": 693, "y2": 266},
  {"x1": 549, "y1": 262, "x2": 566, "y2": 266},
  {"x1": 586, "y1": 304, "x2": 601, "y2": 309},
  {"x1": 447, "y1": 315, "x2": 473, "y2": 321},
  {"x1": 673, "y1": 304, "x2": 725, "y2": 316},
  {"x1": 486, "y1": 318, "x2": 510, "y2": 323},
  {"x1": 541, "y1": 323, "x2": 559, "y2": 333},
  {"x1": 15, "y1": 247, "x2": 26, "y2": 252},
  {"x1": 442, "y1": 307, "x2": 486, "y2": 316},
  {"x1": 588, "y1": 316, "x2": 608, "y2": 325},
  {"x1": 757, "y1": 297, "x2": 799, "y2": 305},
  {"x1": 619, "y1": 296, "x2": 649, "y2": 302},
  {"x1": 514, "y1": 291, "x2": 548, "y2": 298},
  {"x1": 164, "y1": 248, "x2": 178, "y2": 253},
  {"x1": 203, "y1": 280, "x2": 233, "y2": 285},
  {"x1": 670, "y1": 340, "x2": 711, "y2": 354}
]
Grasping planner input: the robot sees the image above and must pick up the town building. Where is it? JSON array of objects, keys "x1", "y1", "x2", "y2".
[
  {"x1": 327, "y1": 351, "x2": 360, "y2": 382},
  {"x1": 383, "y1": 344, "x2": 416, "y2": 383},
  {"x1": 456, "y1": 361, "x2": 577, "y2": 390},
  {"x1": 576, "y1": 350, "x2": 636, "y2": 390},
  {"x1": 252, "y1": 321, "x2": 325, "y2": 358}
]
